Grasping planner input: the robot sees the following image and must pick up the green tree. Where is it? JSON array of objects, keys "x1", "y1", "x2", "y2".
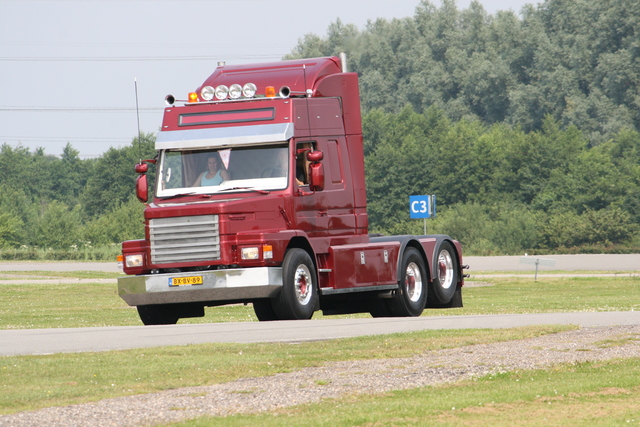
[
  {"x1": 49, "y1": 143, "x2": 88, "y2": 207},
  {"x1": 287, "y1": 0, "x2": 640, "y2": 143},
  {"x1": 81, "y1": 133, "x2": 156, "y2": 218},
  {"x1": 84, "y1": 196, "x2": 146, "y2": 245},
  {"x1": 32, "y1": 201, "x2": 83, "y2": 249},
  {"x1": 0, "y1": 213, "x2": 23, "y2": 248}
]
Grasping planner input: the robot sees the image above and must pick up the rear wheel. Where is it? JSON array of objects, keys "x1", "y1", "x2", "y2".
[
  {"x1": 387, "y1": 247, "x2": 428, "y2": 317},
  {"x1": 272, "y1": 248, "x2": 318, "y2": 320},
  {"x1": 428, "y1": 241, "x2": 459, "y2": 305}
]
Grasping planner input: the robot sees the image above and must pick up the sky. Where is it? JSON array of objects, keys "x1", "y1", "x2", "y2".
[{"x1": 1, "y1": 0, "x2": 538, "y2": 158}]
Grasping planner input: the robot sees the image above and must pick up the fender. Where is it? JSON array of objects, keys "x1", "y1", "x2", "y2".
[{"x1": 370, "y1": 234, "x2": 458, "y2": 283}]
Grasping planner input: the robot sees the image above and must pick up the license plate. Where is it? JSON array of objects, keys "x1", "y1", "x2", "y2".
[{"x1": 169, "y1": 276, "x2": 203, "y2": 287}]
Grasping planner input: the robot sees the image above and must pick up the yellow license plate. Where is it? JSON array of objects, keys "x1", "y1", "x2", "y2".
[{"x1": 169, "y1": 276, "x2": 203, "y2": 287}]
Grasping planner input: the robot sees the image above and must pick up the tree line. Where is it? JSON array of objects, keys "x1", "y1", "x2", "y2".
[
  {"x1": 287, "y1": 0, "x2": 640, "y2": 147},
  {"x1": 364, "y1": 107, "x2": 640, "y2": 254},
  {"x1": 0, "y1": 135, "x2": 155, "y2": 258},
  {"x1": 1, "y1": 0, "x2": 638, "y2": 256},
  {"x1": 286, "y1": 0, "x2": 640, "y2": 253},
  {"x1": 1, "y1": 113, "x2": 637, "y2": 257}
]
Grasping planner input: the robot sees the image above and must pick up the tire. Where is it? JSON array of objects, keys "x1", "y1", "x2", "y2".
[
  {"x1": 387, "y1": 247, "x2": 428, "y2": 317},
  {"x1": 252, "y1": 300, "x2": 279, "y2": 321},
  {"x1": 369, "y1": 299, "x2": 393, "y2": 318},
  {"x1": 137, "y1": 305, "x2": 179, "y2": 325},
  {"x1": 428, "y1": 241, "x2": 459, "y2": 305},
  {"x1": 272, "y1": 248, "x2": 318, "y2": 320}
]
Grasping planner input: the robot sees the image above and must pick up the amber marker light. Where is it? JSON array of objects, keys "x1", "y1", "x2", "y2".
[
  {"x1": 265, "y1": 86, "x2": 276, "y2": 97},
  {"x1": 188, "y1": 92, "x2": 199, "y2": 103},
  {"x1": 263, "y1": 244, "x2": 273, "y2": 259}
]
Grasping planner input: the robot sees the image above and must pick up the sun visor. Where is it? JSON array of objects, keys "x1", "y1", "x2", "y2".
[{"x1": 155, "y1": 123, "x2": 294, "y2": 150}]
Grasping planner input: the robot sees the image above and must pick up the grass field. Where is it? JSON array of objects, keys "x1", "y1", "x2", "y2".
[
  {"x1": 0, "y1": 325, "x2": 571, "y2": 416},
  {"x1": 1, "y1": 270, "x2": 640, "y2": 425},
  {"x1": 1, "y1": 272, "x2": 639, "y2": 329},
  {"x1": 169, "y1": 358, "x2": 640, "y2": 427}
]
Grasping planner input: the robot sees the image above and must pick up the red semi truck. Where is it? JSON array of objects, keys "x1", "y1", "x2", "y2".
[{"x1": 118, "y1": 54, "x2": 468, "y2": 325}]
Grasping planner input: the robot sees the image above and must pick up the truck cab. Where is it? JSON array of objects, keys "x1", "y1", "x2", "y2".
[{"x1": 118, "y1": 55, "x2": 466, "y2": 325}]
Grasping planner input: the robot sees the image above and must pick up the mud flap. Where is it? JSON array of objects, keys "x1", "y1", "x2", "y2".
[{"x1": 426, "y1": 286, "x2": 463, "y2": 309}]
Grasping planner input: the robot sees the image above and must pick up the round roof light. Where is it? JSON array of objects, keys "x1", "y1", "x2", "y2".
[
  {"x1": 243, "y1": 83, "x2": 257, "y2": 98},
  {"x1": 201, "y1": 86, "x2": 215, "y2": 101},
  {"x1": 215, "y1": 85, "x2": 229, "y2": 100},
  {"x1": 229, "y1": 84, "x2": 243, "y2": 99}
]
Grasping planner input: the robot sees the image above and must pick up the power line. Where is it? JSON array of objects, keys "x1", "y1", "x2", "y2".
[
  {"x1": 0, "y1": 54, "x2": 285, "y2": 62},
  {"x1": 0, "y1": 136, "x2": 132, "y2": 144},
  {"x1": 0, "y1": 107, "x2": 162, "y2": 113}
]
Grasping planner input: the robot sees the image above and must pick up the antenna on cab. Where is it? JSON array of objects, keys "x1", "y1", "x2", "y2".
[{"x1": 134, "y1": 78, "x2": 142, "y2": 146}]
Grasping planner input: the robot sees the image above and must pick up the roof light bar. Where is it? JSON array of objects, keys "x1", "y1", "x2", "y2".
[
  {"x1": 243, "y1": 83, "x2": 257, "y2": 97},
  {"x1": 201, "y1": 86, "x2": 215, "y2": 101},
  {"x1": 215, "y1": 85, "x2": 229, "y2": 100},
  {"x1": 229, "y1": 84, "x2": 243, "y2": 99},
  {"x1": 177, "y1": 82, "x2": 261, "y2": 103}
]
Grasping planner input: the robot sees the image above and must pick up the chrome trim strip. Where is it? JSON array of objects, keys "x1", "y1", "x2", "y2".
[
  {"x1": 156, "y1": 123, "x2": 294, "y2": 150},
  {"x1": 319, "y1": 284, "x2": 398, "y2": 295}
]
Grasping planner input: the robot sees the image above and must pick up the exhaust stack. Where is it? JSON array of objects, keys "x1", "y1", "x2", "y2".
[{"x1": 339, "y1": 52, "x2": 348, "y2": 73}]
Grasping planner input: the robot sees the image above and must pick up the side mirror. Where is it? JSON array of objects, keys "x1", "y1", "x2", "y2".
[
  {"x1": 309, "y1": 163, "x2": 324, "y2": 191},
  {"x1": 134, "y1": 159, "x2": 156, "y2": 203},
  {"x1": 307, "y1": 151, "x2": 323, "y2": 162},
  {"x1": 135, "y1": 163, "x2": 148, "y2": 174},
  {"x1": 307, "y1": 150, "x2": 324, "y2": 192},
  {"x1": 136, "y1": 174, "x2": 148, "y2": 203}
]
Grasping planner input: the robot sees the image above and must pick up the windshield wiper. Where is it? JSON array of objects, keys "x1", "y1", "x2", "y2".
[
  {"x1": 218, "y1": 187, "x2": 270, "y2": 194},
  {"x1": 158, "y1": 192, "x2": 204, "y2": 200},
  {"x1": 160, "y1": 191, "x2": 211, "y2": 200}
]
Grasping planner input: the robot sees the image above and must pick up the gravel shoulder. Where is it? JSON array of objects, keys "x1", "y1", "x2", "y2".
[{"x1": 2, "y1": 324, "x2": 640, "y2": 426}]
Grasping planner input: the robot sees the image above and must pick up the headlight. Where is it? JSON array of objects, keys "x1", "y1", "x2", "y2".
[
  {"x1": 229, "y1": 84, "x2": 243, "y2": 99},
  {"x1": 125, "y1": 254, "x2": 144, "y2": 268},
  {"x1": 215, "y1": 85, "x2": 229, "y2": 100},
  {"x1": 243, "y1": 83, "x2": 257, "y2": 98},
  {"x1": 241, "y1": 247, "x2": 260, "y2": 260},
  {"x1": 201, "y1": 86, "x2": 215, "y2": 101}
]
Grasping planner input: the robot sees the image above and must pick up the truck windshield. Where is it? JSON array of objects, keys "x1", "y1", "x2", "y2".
[{"x1": 156, "y1": 144, "x2": 289, "y2": 198}]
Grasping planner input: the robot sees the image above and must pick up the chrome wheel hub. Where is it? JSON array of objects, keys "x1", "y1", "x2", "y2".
[
  {"x1": 438, "y1": 250, "x2": 454, "y2": 289},
  {"x1": 294, "y1": 264, "x2": 312, "y2": 305},
  {"x1": 405, "y1": 262, "x2": 423, "y2": 302}
]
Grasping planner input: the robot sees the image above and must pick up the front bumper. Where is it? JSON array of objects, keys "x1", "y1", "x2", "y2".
[{"x1": 118, "y1": 267, "x2": 282, "y2": 306}]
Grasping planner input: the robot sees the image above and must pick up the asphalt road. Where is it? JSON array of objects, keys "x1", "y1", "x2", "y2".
[
  {"x1": 464, "y1": 253, "x2": 640, "y2": 272},
  {"x1": 0, "y1": 261, "x2": 121, "y2": 273},
  {"x1": 2, "y1": 311, "x2": 640, "y2": 357},
  {"x1": 1, "y1": 255, "x2": 638, "y2": 356}
]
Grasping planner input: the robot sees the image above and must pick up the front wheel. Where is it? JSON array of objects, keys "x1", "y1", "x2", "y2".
[
  {"x1": 136, "y1": 305, "x2": 179, "y2": 325},
  {"x1": 252, "y1": 299, "x2": 279, "y2": 321},
  {"x1": 272, "y1": 248, "x2": 318, "y2": 320},
  {"x1": 387, "y1": 247, "x2": 428, "y2": 317}
]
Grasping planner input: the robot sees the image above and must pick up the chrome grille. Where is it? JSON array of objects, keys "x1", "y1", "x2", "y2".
[{"x1": 149, "y1": 215, "x2": 220, "y2": 264}]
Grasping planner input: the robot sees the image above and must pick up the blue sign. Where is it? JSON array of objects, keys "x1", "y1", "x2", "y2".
[{"x1": 410, "y1": 195, "x2": 436, "y2": 219}]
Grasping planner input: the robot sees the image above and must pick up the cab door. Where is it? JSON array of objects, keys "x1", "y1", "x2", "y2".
[
  {"x1": 293, "y1": 140, "x2": 328, "y2": 239},
  {"x1": 293, "y1": 137, "x2": 356, "y2": 241}
]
